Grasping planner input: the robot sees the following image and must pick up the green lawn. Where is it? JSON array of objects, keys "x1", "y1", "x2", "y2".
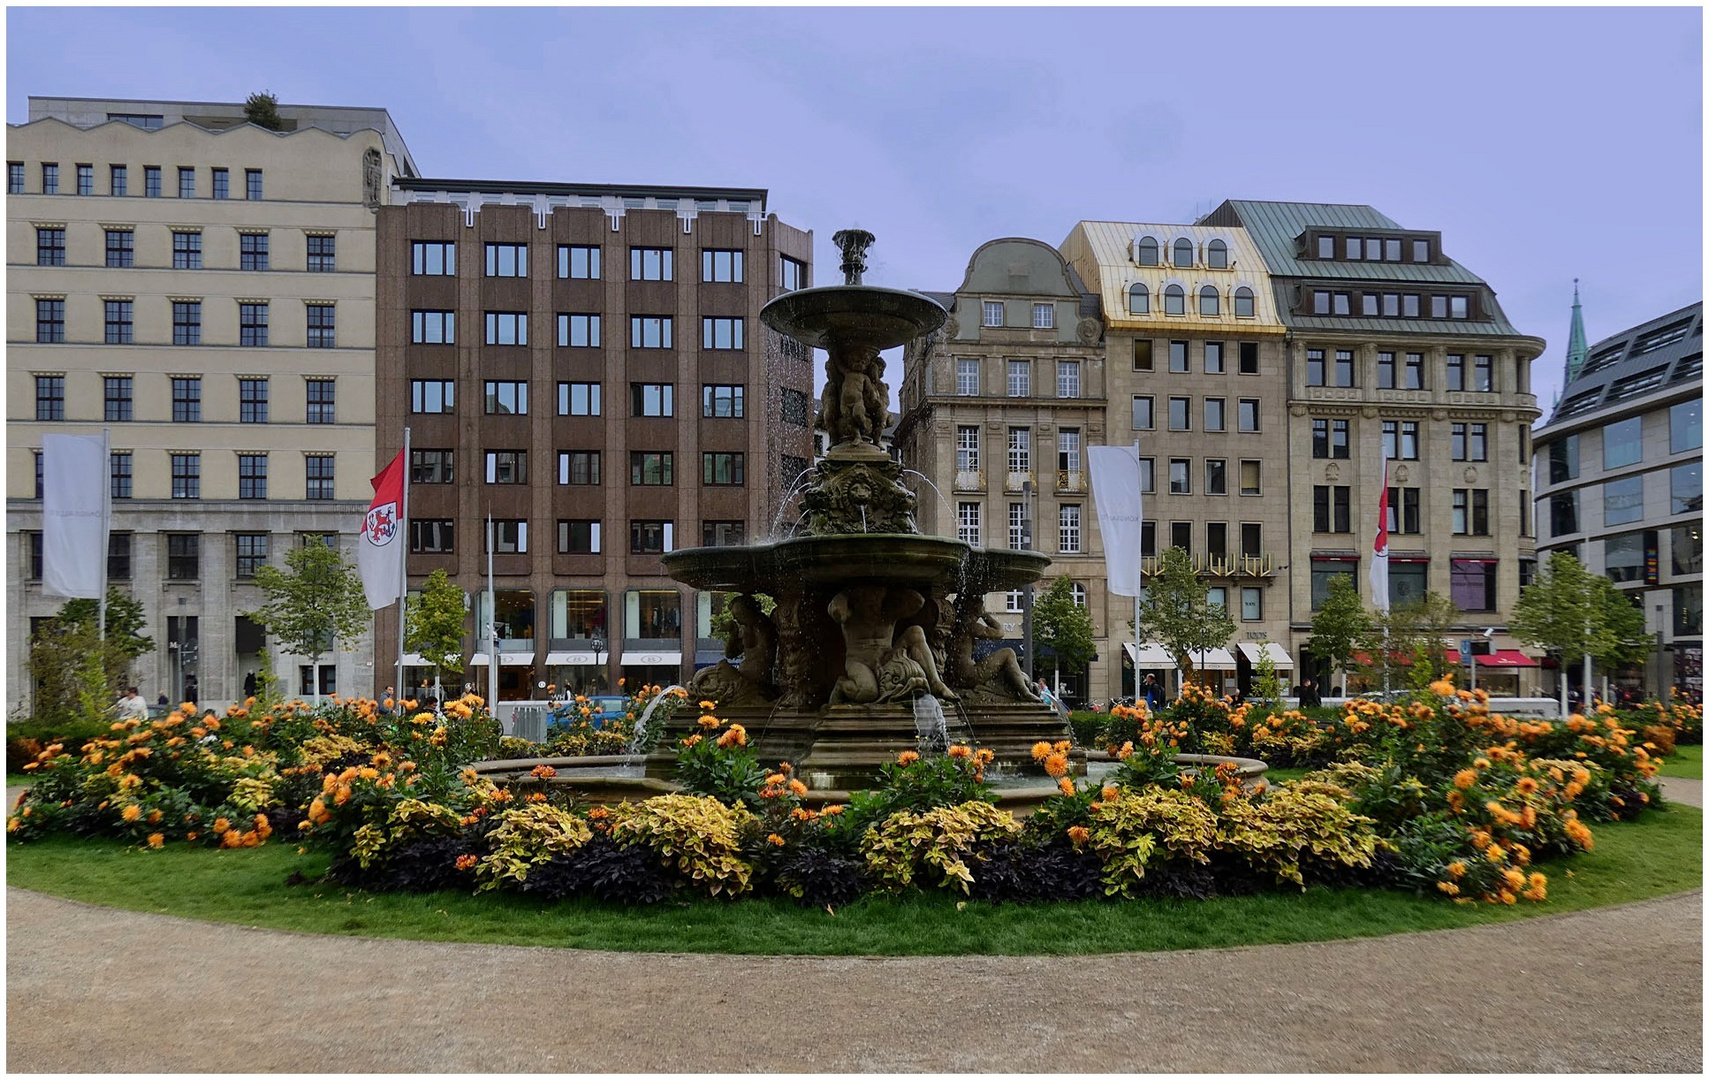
[
  {"x1": 6, "y1": 805, "x2": 1699, "y2": 956},
  {"x1": 1657, "y1": 743, "x2": 1702, "y2": 780}
]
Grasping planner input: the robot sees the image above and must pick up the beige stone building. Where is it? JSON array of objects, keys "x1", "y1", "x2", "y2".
[{"x1": 7, "y1": 96, "x2": 416, "y2": 710}]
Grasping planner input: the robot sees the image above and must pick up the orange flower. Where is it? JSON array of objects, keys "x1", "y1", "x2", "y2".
[
  {"x1": 698, "y1": 713, "x2": 722, "y2": 730},
  {"x1": 947, "y1": 744, "x2": 971, "y2": 759},
  {"x1": 897, "y1": 750, "x2": 920, "y2": 766},
  {"x1": 787, "y1": 779, "x2": 809, "y2": 798},
  {"x1": 1515, "y1": 776, "x2": 1538, "y2": 795},
  {"x1": 146, "y1": 832, "x2": 165, "y2": 849},
  {"x1": 1043, "y1": 753, "x2": 1069, "y2": 778},
  {"x1": 1066, "y1": 825, "x2": 1090, "y2": 845},
  {"x1": 1101, "y1": 785, "x2": 1118, "y2": 801},
  {"x1": 212, "y1": 817, "x2": 231, "y2": 835},
  {"x1": 455, "y1": 854, "x2": 479, "y2": 871},
  {"x1": 766, "y1": 833, "x2": 786, "y2": 847},
  {"x1": 121, "y1": 804, "x2": 143, "y2": 823},
  {"x1": 1032, "y1": 741, "x2": 1053, "y2": 762},
  {"x1": 1452, "y1": 769, "x2": 1478, "y2": 790},
  {"x1": 716, "y1": 723, "x2": 747, "y2": 748},
  {"x1": 530, "y1": 765, "x2": 558, "y2": 779},
  {"x1": 1057, "y1": 776, "x2": 1075, "y2": 797}
]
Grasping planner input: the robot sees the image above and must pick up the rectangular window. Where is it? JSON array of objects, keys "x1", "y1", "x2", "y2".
[
  {"x1": 103, "y1": 300, "x2": 134, "y2": 344},
  {"x1": 557, "y1": 313, "x2": 601, "y2": 348},
  {"x1": 172, "y1": 301, "x2": 201, "y2": 345},
  {"x1": 409, "y1": 449, "x2": 454, "y2": 484},
  {"x1": 105, "y1": 228, "x2": 134, "y2": 267},
  {"x1": 1140, "y1": 457, "x2": 1155, "y2": 493},
  {"x1": 1134, "y1": 339, "x2": 1154, "y2": 371},
  {"x1": 172, "y1": 231, "x2": 202, "y2": 269},
  {"x1": 1057, "y1": 360, "x2": 1080, "y2": 398},
  {"x1": 167, "y1": 534, "x2": 199, "y2": 581},
  {"x1": 1207, "y1": 522, "x2": 1229, "y2": 560},
  {"x1": 1670, "y1": 399, "x2": 1702, "y2": 452},
  {"x1": 484, "y1": 312, "x2": 527, "y2": 345},
  {"x1": 956, "y1": 426, "x2": 980, "y2": 472},
  {"x1": 1238, "y1": 341, "x2": 1259, "y2": 375},
  {"x1": 36, "y1": 299, "x2": 65, "y2": 343},
  {"x1": 484, "y1": 380, "x2": 529, "y2": 415},
  {"x1": 1550, "y1": 490, "x2": 1579, "y2": 537},
  {"x1": 39, "y1": 162, "x2": 62, "y2": 195},
  {"x1": 306, "y1": 234, "x2": 336, "y2": 272},
  {"x1": 1239, "y1": 459, "x2": 1260, "y2": 496},
  {"x1": 304, "y1": 304, "x2": 336, "y2": 348},
  {"x1": 1169, "y1": 458, "x2": 1191, "y2": 495},
  {"x1": 1471, "y1": 354, "x2": 1493, "y2": 391},
  {"x1": 412, "y1": 241, "x2": 455, "y2": 275},
  {"x1": 630, "y1": 315, "x2": 673, "y2": 348},
  {"x1": 1168, "y1": 396, "x2": 1192, "y2": 432},
  {"x1": 1306, "y1": 348, "x2": 1326, "y2": 386},
  {"x1": 171, "y1": 453, "x2": 200, "y2": 499},
  {"x1": 1204, "y1": 341, "x2": 1225, "y2": 374},
  {"x1": 1452, "y1": 489, "x2": 1490, "y2": 535},
  {"x1": 409, "y1": 379, "x2": 455, "y2": 414},
  {"x1": 1603, "y1": 416, "x2": 1643, "y2": 469},
  {"x1": 558, "y1": 244, "x2": 599, "y2": 279},
  {"x1": 1008, "y1": 502, "x2": 1026, "y2": 549},
  {"x1": 239, "y1": 378, "x2": 269, "y2": 423},
  {"x1": 1387, "y1": 487, "x2": 1422, "y2": 534},
  {"x1": 1333, "y1": 349, "x2": 1355, "y2": 386},
  {"x1": 231, "y1": 533, "x2": 267, "y2": 579},
  {"x1": 1446, "y1": 354, "x2": 1466, "y2": 391},
  {"x1": 1007, "y1": 359, "x2": 1030, "y2": 397},
  {"x1": 411, "y1": 311, "x2": 455, "y2": 344},
  {"x1": 559, "y1": 451, "x2": 602, "y2": 486},
  {"x1": 626, "y1": 452, "x2": 673, "y2": 486},
  {"x1": 488, "y1": 520, "x2": 528, "y2": 555},
  {"x1": 103, "y1": 532, "x2": 130, "y2": 581},
  {"x1": 1604, "y1": 477, "x2": 1648, "y2": 526},
  {"x1": 779, "y1": 255, "x2": 806, "y2": 292},
  {"x1": 631, "y1": 383, "x2": 674, "y2": 417},
  {"x1": 171, "y1": 377, "x2": 201, "y2": 422},
  {"x1": 1007, "y1": 428, "x2": 1031, "y2": 474},
  {"x1": 557, "y1": 382, "x2": 602, "y2": 416},
  {"x1": 1673, "y1": 462, "x2": 1702, "y2": 516},
  {"x1": 104, "y1": 376, "x2": 133, "y2": 421},
  {"x1": 109, "y1": 453, "x2": 131, "y2": 499},
  {"x1": 306, "y1": 379, "x2": 335, "y2": 423},
  {"x1": 304, "y1": 455, "x2": 336, "y2": 499},
  {"x1": 983, "y1": 300, "x2": 1004, "y2": 327},
  {"x1": 1059, "y1": 428, "x2": 1082, "y2": 474},
  {"x1": 144, "y1": 165, "x2": 161, "y2": 197},
  {"x1": 957, "y1": 502, "x2": 982, "y2": 545},
  {"x1": 1451, "y1": 560, "x2": 1496, "y2": 612},
  {"x1": 702, "y1": 249, "x2": 744, "y2": 282},
  {"x1": 239, "y1": 232, "x2": 269, "y2": 270},
  {"x1": 1381, "y1": 420, "x2": 1420, "y2": 460},
  {"x1": 484, "y1": 243, "x2": 528, "y2": 277},
  {"x1": 630, "y1": 247, "x2": 673, "y2": 281},
  {"x1": 1058, "y1": 505, "x2": 1082, "y2": 553},
  {"x1": 702, "y1": 452, "x2": 745, "y2": 486},
  {"x1": 237, "y1": 454, "x2": 268, "y2": 499},
  {"x1": 1206, "y1": 458, "x2": 1227, "y2": 495},
  {"x1": 1238, "y1": 399, "x2": 1260, "y2": 432},
  {"x1": 1672, "y1": 523, "x2": 1703, "y2": 576},
  {"x1": 35, "y1": 375, "x2": 65, "y2": 421},
  {"x1": 483, "y1": 451, "x2": 528, "y2": 485},
  {"x1": 239, "y1": 303, "x2": 268, "y2": 346},
  {"x1": 1400, "y1": 352, "x2": 1424, "y2": 389},
  {"x1": 110, "y1": 164, "x2": 126, "y2": 196},
  {"x1": 782, "y1": 388, "x2": 809, "y2": 426},
  {"x1": 1169, "y1": 340, "x2": 1189, "y2": 373},
  {"x1": 1032, "y1": 303, "x2": 1054, "y2": 329},
  {"x1": 1313, "y1": 485, "x2": 1351, "y2": 533},
  {"x1": 1204, "y1": 397, "x2": 1226, "y2": 432},
  {"x1": 701, "y1": 316, "x2": 745, "y2": 350},
  {"x1": 36, "y1": 227, "x2": 65, "y2": 266},
  {"x1": 560, "y1": 520, "x2": 603, "y2": 554},
  {"x1": 702, "y1": 384, "x2": 745, "y2": 418},
  {"x1": 177, "y1": 166, "x2": 194, "y2": 198},
  {"x1": 630, "y1": 521, "x2": 674, "y2": 555},
  {"x1": 8, "y1": 161, "x2": 23, "y2": 193},
  {"x1": 1311, "y1": 418, "x2": 1350, "y2": 459},
  {"x1": 211, "y1": 168, "x2": 229, "y2": 200},
  {"x1": 245, "y1": 169, "x2": 263, "y2": 200},
  {"x1": 1310, "y1": 558, "x2": 1355, "y2": 610},
  {"x1": 956, "y1": 358, "x2": 980, "y2": 395},
  {"x1": 1450, "y1": 422, "x2": 1488, "y2": 462},
  {"x1": 1169, "y1": 521, "x2": 1192, "y2": 553}
]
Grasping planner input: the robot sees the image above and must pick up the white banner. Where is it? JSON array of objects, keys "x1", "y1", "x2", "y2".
[
  {"x1": 357, "y1": 449, "x2": 406, "y2": 610},
  {"x1": 1088, "y1": 444, "x2": 1145, "y2": 597},
  {"x1": 40, "y1": 434, "x2": 109, "y2": 599}
]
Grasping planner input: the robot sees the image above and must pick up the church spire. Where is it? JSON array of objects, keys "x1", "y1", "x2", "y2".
[{"x1": 1561, "y1": 279, "x2": 1589, "y2": 397}]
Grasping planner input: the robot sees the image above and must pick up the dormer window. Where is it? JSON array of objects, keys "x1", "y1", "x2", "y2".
[
  {"x1": 982, "y1": 300, "x2": 1004, "y2": 327},
  {"x1": 1316, "y1": 235, "x2": 1335, "y2": 259},
  {"x1": 1206, "y1": 239, "x2": 1228, "y2": 269},
  {"x1": 1234, "y1": 286, "x2": 1255, "y2": 318},
  {"x1": 1346, "y1": 237, "x2": 1363, "y2": 260},
  {"x1": 1172, "y1": 238, "x2": 1194, "y2": 268},
  {"x1": 1199, "y1": 286, "x2": 1220, "y2": 317},
  {"x1": 1128, "y1": 283, "x2": 1150, "y2": 315},
  {"x1": 1136, "y1": 237, "x2": 1159, "y2": 266},
  {"x1": 1163, "y1": 284, "x2": 1185, "y2": 315},
  {"x1": 1412, "y1": 239, "x2": 1430, "y2": 262}
]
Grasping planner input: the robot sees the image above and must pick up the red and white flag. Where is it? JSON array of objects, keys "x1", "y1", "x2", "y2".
[
  {"x1": 1370, "y1": 458, "x2": 1391, "y2": 614},
  {"x1": 357, "y1": 449, "x2": 406, "y2": 610}
]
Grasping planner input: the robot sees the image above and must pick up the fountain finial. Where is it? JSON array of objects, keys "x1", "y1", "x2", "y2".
[{"x1": 832, "y1": 228, "x2": 876, "y2": 285}]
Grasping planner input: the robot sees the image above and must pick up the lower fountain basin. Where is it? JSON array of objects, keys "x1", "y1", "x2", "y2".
[{"x1": 662, "y1": 534, "x2": 1051, "y2": 595}]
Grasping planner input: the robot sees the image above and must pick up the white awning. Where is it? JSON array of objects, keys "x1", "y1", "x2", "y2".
[
  {"x1": 1237, "y1": 642, "x2": 1295, "y2": 669},
  {"x1": 544, "y1": 651, "x2": 599, "y2": 666},
  {"x1": 400, "y1": 654, "x2": 432, "y2": 668},
  {"x1": 467, "y1": 653, "x2": 535, "y2": 667},
  {"x1": 1124, "y1": 642, "x2": 1177, "y2": 667},
  {"x1": 1198, "y1": 647, "x2": 1238, "y2": 671},
  {"x1": 620, "y1": 650, "x2": 682, "y2": 667}
]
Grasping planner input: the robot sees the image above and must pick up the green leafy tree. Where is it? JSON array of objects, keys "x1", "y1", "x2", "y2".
[
  {"x1": 247, "y1": 540, "x2": 369, "y2": 702},
  {"x1": 405, "y1": 569, "x2": 468, "y2": 701},
  {"x1": 1135, "y1": 547, "x2": 1235, "y2": 685},
  {"x1": 1308, "y1": 575, "x2": 1369, "y2": 690},
  {"x1": 1252, "y1": 642, "x2": 1283, "y2": 705},
  {"x1": 1358, "y1": 591, "x2": 1459, "y2": 692},
  {"x1": 1512, "y1": 551, "x2": 1649, "y2": 711},
  {"x1": 27, "y1": 590, "x2": 155, "y2": 722},
  {"x1": 1033, "y1": 576, "x2": 1097, "y2": 693},
  {"x1": 243, "y1": 91, "x2": 284, "y2": 131}
]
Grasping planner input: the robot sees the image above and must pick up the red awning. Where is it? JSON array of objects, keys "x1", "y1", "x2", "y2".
[
  {"x1": 1353, "y1": 649, "x2": 1461, "y2": 667},
  {"x1": 1476, "y1": 650, "x2": 1539, "y2": 668}
]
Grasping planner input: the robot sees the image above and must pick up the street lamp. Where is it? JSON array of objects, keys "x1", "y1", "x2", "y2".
[{"x1": 591, "y1": 636, "x2": 607, "y2": 694}]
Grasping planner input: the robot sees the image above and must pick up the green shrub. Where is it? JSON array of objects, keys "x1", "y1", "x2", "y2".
[
  {"x1": 606, "y1": 794, "x2": 756, "y2": 897},
  {"x1": 475, "y1": 803, "x2": 593, "y2": 892},
  {"x1": 860, "y1": 800, "x2": 1022, "y2": 894},
  {"x1": 1086, "y1": 787, "x2": 1220, "y2": 897}
]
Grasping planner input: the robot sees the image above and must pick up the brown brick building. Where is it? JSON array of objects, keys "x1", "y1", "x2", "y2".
[{"x1": 374, "y1": 182, "x2": 813, "y2": 700}]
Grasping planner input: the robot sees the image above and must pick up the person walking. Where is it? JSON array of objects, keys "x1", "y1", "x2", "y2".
[
  {"x1": 1297, "y1": 678, "x2": 1322, "y2": 709},
  {"x1": 1141, "y1": 673, "x2": 1162, "y2": 711},
  {"x1": 117, "y1": 687, "x2": 149, "y2": 722}
]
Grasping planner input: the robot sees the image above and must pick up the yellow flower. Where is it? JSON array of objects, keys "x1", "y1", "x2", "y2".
[
  {"x1": 1428, "y1": 679, "x2": 1456, "y2": 697},
  {"x1": 146, "y1": 832, "x2": 164, "y2": 849},
  {"x1": 1452, "y1": 769, "x2": 1478, "y2": 790},
  {"x1": 121, "y1": 804, "x2": 143, "y2": 823},
  {"x1": 1446, "y1": 861, "x2": 1467, "y2": 879}
]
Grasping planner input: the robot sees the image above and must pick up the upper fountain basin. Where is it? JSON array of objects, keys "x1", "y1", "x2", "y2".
[
  {"x1": 662, "y1": 534, "x2": 1050, "y2": 595},
  {"x1": 761, "y1": 285, "x2": 947, "y2": 352}
]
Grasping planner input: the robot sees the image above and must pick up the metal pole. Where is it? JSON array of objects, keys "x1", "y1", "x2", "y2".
[
  {"x1": 98, "y1": 426, "x2": 110, "y2": 642},
  {"x1": 1020, "y1": 479, "x2": 1033, "y2": 681},
  {"x1": 487, "y1": 514, "x2": 497, "y2": 708},
  {"x1": 395, "y1": 427, "x2": 411, "y2": 702}
]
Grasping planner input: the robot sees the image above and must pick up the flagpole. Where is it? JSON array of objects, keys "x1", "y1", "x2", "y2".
[
  {"x1": 395, "y1": 427, "x2": 411, "y2": 703},
  {"x1": 487, "y1": 514, "x2": 496, "y2": 708},
  {"x1": 98, "y1": 427, "x2": 110, "y2": 641},
  {"x1": 1132, "y1": 439, "x2": 1143, "y2": 706}
]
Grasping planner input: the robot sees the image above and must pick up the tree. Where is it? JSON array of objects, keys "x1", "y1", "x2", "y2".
[
  {"x1": 1033, "y1": 576, "x2": 1097, "y2": 693},
  {"x1": 27, "y1": 590, "x2": 155, "y2": 722},
  {"x1": 1357, "y1": 591, "x2": 1459, "y2": 692},
  {"x1": 405, "y1": 569, "x2": 468, "y2": 701},
  {"x1": 244, "y1": 91, "x2": 284, "y2": 131},
  {"x1": 1135, "y1": 547, "x2": 1235, "y2": 685},
  {"x1": 247, "y1": 540, "x2": 369, "y2": 702},
  {"x1": 1307, "y1": 575, "x2": 1368, "y2": 690},
  {"x1": 1512, "y1": 551, "x2": 1650, "y2": 711}
]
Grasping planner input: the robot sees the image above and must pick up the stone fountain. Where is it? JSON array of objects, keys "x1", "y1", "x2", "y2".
[{"x1": 653, "y1": 230, "x2": 1075, "y2": 789}]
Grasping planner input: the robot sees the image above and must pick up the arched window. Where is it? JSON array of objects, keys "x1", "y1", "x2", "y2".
[
  {"x1": 1136, "y1": 237, "x2": 1159, "y2": 266},
  {"x1": 1172, "y1": 238, "x2": 1194, "y2": 268},
  {"x1": 1070, "y1": 582, "x2": 1088, "y2": 608},
  {"x1": 1127, "y1": 282, "x2": 1150, "y2": 315},
  {"x1": 1234, "y1": 286, "x2": 1255, "y2": 318},
  {"x1": 1199, "y1": 285, "x2": 1221, "y2": 316},
  {"x1": 1206, "y1": 238, "x2": 1228, "y2": 269},
  {"x1": 1163, "y1": 284, "x2": 1185, "y2": 315}
]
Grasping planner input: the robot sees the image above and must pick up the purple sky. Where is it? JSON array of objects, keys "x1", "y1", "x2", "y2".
[{"x1": 10, "y1": 6, "x2": 1701, "y2": 408}]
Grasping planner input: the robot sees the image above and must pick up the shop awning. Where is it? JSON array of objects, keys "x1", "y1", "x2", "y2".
[
  {"x1": 1237, "y1": 642, "x2": 1295, "y2": 669},
  {"x1": 1197, "y1": 647, "x2": 1238, "y2": 671},
  {"x1": 1353, "y1": 649, "x2": 1461, "y2": 667},
  {"x1": 620, "y1": 650, "x2": 682, "y2": 667},
  {"x1": 1476, "y1": 650, "x2": 1539, "y2": 668},
  {"x1": 1124, "y1": 642, "x2": 1176, "y2": 667},
  {"x1": 468, "y1": 653, "x2": 535, "y2": 667},
  {"x1": 400, "y1": 654, "x2": 432, "y2": 668},
  {"x1": 544, "y1": 651, "x2": 599, "y2": 666}
]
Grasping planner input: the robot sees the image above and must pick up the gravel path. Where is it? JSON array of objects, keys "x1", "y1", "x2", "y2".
[{"x1": 6, "y1": 780, "x2": 1702, "y2": 1072}]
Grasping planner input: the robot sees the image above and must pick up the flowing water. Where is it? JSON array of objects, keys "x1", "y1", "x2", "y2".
[{"x1": 627, "y1": 684, "x2": 688, "y2": 753}]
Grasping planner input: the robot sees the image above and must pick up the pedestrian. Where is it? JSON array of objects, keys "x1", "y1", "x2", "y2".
[
  {"x1": 156, "y1": 691, "x2": 168, "y2": 707},
  {"x1": 182, "y1": 675, "x2": 198, "y2": 706},
  {"x1": 243, "y1": 671, "x2": 257, "y2": 700},
  {"x1": 1297, "y1": 678, "x2": 1322, "y2": 709},
  {"x1": 117, "y1": 686, "x2": 149, "y2": 721},
  {"x1": 1141, "y1": 673, "x2": 1162, "y2": 710}
]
